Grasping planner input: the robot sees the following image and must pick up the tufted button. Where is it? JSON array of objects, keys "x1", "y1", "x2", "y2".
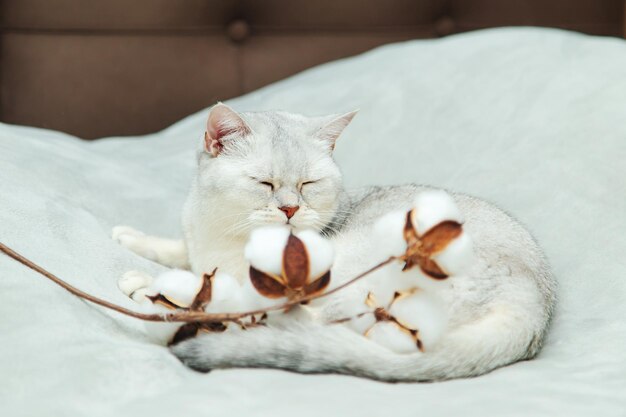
[
  {"x1": 434, "y1": 16, "x2": 456, "y2": 37},
  {"x1": 227, "y1": 19, "x2": 250, "y2": 43}
]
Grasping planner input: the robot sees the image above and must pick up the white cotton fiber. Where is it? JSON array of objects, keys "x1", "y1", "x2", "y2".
[
  {"x1": 367, "y1": 270, "x2": 402, "y2": 308},
  {"x1": 345, "y1": 311, "x2": 376, "y2": 334},
  {"x1": 149, "y1": 269, "x2": 202, "y2": 307},
  {"x1": 388, "y1": 290, "x2": 448, "y2": 350},
  {"x1": 240, "y1": 276, "x2": 288, "y2": 311},
  {"x1": 341, "y1": 293, "x2": 377, "y2": 333},
  {"x1": 433, "y1": 232, "x2": 475, "y2": 276},
  {"x1": 372, "y1": 210, "x2": 408, "y2": 259},
  {"x1": 368, "y1": 263, "x2": 421, "y2": 305},
  {"x1": 204, "y1": 271, "x2": 245, "y2": 314},
  {"x1": 269, "y1": 304, "x2": 317, "y2": 327},
  {"x1": 410, "y1": 269, "x2": 454, "y2": 292},
  {"x1": 366, "y1": 321, "x2": 419, "y2": 354},
  {"x1": 411, "y1": 190, "x2": 463, "y2": 235},
  {"x1": 295, "y1": 229, "x2": 334, "y2": 279},
  {"x1": 244, "y1": 225, "x2": 291, "y2": 275},
  {"x1": 138, "y1": 302, "x2": 182, "y2": 345}
]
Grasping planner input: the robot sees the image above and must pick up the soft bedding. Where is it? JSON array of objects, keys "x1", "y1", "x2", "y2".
[{"x1": 1, "y1": 28, "x2": 625, "y2": 416}]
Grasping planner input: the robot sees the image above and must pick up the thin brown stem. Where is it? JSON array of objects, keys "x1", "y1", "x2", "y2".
[
  {"x1": 0, "y1": 241, "x2": 398, "y2": 324},
  {"x1": 296, "y1": 256, "x2": 397, "y2": 303},
  {"x1": 0, "y1": 242, "x2": 174, "y2": 322},
  {"x1": 328, "y1": 311, "x2": 372, "y2": 325}
]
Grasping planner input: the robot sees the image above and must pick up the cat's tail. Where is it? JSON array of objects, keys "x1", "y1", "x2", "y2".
[{"x1": 170, "y1": 309, "x2": 545, "y2": 382}]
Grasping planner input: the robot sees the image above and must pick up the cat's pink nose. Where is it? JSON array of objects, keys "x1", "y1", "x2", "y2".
[{"x1": 279, "y1": 206, "x2": 299, "y2": 219}]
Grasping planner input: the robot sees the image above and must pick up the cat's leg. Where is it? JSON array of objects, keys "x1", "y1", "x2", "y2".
[
  {"x1": 112, "y1": 225, "x2": 190, "y2": 269},
  {"x1": 117, "y1": 270, "x2": 154, "y2": 303}
]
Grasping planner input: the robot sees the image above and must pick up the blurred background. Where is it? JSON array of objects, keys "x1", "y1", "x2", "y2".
[{"x1": 1, "y1": 0, "x2": 625, "y2": 139}]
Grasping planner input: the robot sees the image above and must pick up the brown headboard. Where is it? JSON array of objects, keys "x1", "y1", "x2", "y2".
[{"x1": 1, "y1": 0, "x2": 625, "y2": 139}]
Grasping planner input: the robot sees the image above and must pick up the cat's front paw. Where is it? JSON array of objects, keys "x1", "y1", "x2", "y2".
[
  {"x1": 118, "y1": 270, "x2": 154, "y2": 302},
  {"x1": 111, "y1": 225, "x2": 158, "y2": 260},
  {"x1": 112, "y1": 225, "x2": 144, "y2": 244}
]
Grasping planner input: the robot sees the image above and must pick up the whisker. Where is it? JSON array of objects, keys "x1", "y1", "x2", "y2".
[{"x1": 210, "y1": 211, "x2": 249, "y2": 224}]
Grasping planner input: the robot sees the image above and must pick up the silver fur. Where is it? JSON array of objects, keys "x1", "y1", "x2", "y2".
[{"x1": 114, "y1": 105, "x2": 556, "y2": 382}]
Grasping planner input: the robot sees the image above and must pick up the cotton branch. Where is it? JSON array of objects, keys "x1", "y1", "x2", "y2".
[{"x1": 0, "y1": 241, "x2": 397, "y2": 324}]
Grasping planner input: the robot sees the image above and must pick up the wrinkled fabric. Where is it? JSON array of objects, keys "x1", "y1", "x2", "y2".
[{"x1": 0, "y1": 28, "x2": 624, "y2": 417}]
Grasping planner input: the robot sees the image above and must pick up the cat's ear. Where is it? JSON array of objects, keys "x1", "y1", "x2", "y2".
[
  {"x1": 315, "y1": 110, "x2": 358, "y2": 151},
  {"x1": 204, "y1": 103, "x2": 251, "y2": 157}
]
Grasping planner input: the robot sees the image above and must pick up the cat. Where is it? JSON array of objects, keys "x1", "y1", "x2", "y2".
[{"x1": 112, "y1": 103, "x2": 556, "y2": 382}]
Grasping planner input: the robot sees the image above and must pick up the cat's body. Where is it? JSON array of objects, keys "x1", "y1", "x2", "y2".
[{"x1": 113, "y1": 104, "x2": 556, "y2": 382}]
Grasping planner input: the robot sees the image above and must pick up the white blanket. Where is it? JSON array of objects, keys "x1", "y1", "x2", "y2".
[{"x1": 1, "y1": 28, "x2": 624, "y2": 416}]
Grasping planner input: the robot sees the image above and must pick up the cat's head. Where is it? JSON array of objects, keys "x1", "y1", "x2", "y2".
[{"x1": 196, "y1": 103, "x2": 357, "y2": 236}]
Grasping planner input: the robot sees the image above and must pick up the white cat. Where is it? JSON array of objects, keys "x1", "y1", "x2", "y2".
[{"x1": 112, "y1": 103, "x2": 556, "y2": 382}]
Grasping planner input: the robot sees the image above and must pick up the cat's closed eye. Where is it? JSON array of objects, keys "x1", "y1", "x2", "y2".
[
  {"x1": 249, "y1": 177, "x2": 274, "y2": 190},
  {"x1": 259, "y1": 181, "x2": 274, "y2": 190},
  {"x1": 300, "y1": 180, "x2": 318, "y2": 191}
]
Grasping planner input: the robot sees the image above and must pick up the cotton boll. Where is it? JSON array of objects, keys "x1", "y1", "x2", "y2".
[
  {"x1": 244, "y1": 225, "x2": 291, "y2": 275},
  {"x1": 149, "y1": 269, "x2": 202, "y2": 307},
  {"x1": 411, "y1": 190, "x2": 463, "y2": 235},
  {"x1": 204, "y1": 272, "x2": 245, "y2": 314},
  {"x1": 366, "y1": 322, "x2": 419, "y2": 354},
  {"x1": 433, "y1": 232, "x2": 475, "y2": 276},
  {"x1": 372, "y1": 210, "x2": 408, "y2": 259},
  {"x1": 388, "y1": 290, "x2": 448, "y2": 350},
  {"x1": 295, "y1": 229, "x2": 334, "y2": 279},
  {"x1": 141, "y1": 270, "x2": 202, "y2": 344}
]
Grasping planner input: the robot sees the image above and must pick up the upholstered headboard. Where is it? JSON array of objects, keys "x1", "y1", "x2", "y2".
[{"x1": 1, "y1": 0, "x2": 625, "y2": 139}]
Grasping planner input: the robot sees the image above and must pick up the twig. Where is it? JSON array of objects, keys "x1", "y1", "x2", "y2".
[{"x1": 0, "y1": 241, "x2": 398, "y2": 324}]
